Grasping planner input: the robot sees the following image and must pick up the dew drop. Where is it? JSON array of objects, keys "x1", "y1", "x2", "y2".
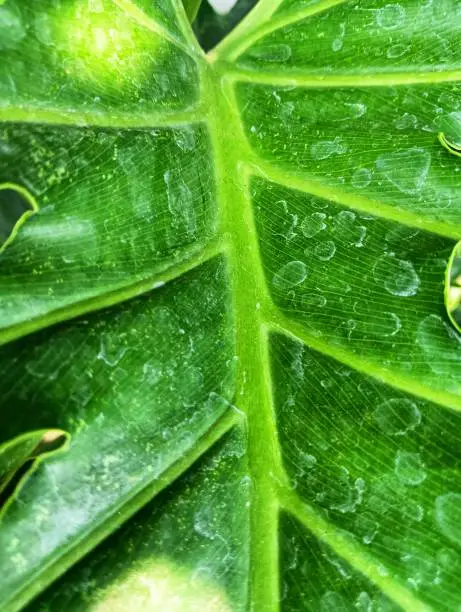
[
  {"x1": 272, "y1": 260, "x2": 307, "y2": 291},
  {"x1": 416, "y1": 314, "x2": 461, "y2": 376},
  {"x1": 164, "y1": 170, "x2": 196, "y2": 236},
  {"x1": 313, "y1": 240, "x2": 336, "y2": 261},
  {"x1": 311, "y1": 136, "x2": 347, "y2": 161},
  {"x1": 0, "y1": 5, "x2": 26, "y2": 50},
  {"x1": 300, "y1": 212, "x2": 327, "y2": 238},
  {"x1": 97, "y1": 334, "x2": 127, "y2": 367},
  {"x1": 376, "y1": 148, "x2": 431, "y2": 194},
  {"x1": 320, "y1": 591, "x2": 349, "y2": 611},
  {"x1": 374, "y1": 398, "x2": 421, "y2": 435},
  {"x1": 394, "y1": 451, "x2": 426, "y2": 485},
  {"x1": 435, "y1": 493, "x2": 461, "y2": 545},
  {"x1": 394, "y1": 113, "x2": 417, "y2": 130},
  {"x1": 373, "y1": 254, "x2": 420, "y2": 297},
  {"x1": 356, "y1": 591, "x2": 373, "y2": 612},
  {"x1": 351, "y1": 167, "x2": 372, "y2": 189},
  {"x1": 376, "y1": 4, "x2": 406, "y2": 29},
  {"x1": 386, "y1": 43, "x2": 410, "y2": 58}
]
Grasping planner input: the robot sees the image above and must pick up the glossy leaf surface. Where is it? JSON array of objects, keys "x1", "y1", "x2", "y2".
[{"x1": 1, "y1": 1, "x2": 461, "y2": 611}]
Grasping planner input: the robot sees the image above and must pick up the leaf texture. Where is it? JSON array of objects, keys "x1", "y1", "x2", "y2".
[{"x1": 1, "y1": 0, "x2": 461, "y2": 611}]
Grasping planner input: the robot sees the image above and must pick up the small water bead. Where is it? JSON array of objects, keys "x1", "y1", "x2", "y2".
[
  {"x1": 376, "y1": 4, "x2": 406, "y2": 29},
  {"x1": 374, "y1": 398, "x2": 421, "y2": 435},
  {"x1": 376, "y1": 148, "x2": 431, "y2": 195},
  {"x1": 272, "y1": 260, "x2": 307, "y2": 291},
  {"x1": 387, "y1": 43, "x2": 410, "y2": 58},
  {"x1": 320, "y1": 591, "x2": 349, "y2": 611},
  {"x1": 435, "y1": 493, "x2": 461, "y2": 545},
  {"x1": 97, "y1": 333, "x2": 127, "y2": 367},
  {"x1": 373, "y1": 254, "x2": 420, "y2": 297},
  {"x1": 436, "y1": 547, "x2": 460, "y2": 571},
  {"x1": 394, "y1": 451, "x2": 426, "y2": 485},
  {"x1": 355, "y1": 592, "x2": 373, "y2": 612},
  {"x1": 416, "y1": 314, "x2": 461, "y2": 377},
  {"x1": 300, "y1": 212, "x2": 326, "y2": 238},
  {"x1": 311, "y1": 137, "x2": 347, "y2": 161},
  {"x1": 313, "y1": 240, "x2": 336, "y2": 261},
  {"x1": 351, "y1": 167, "x2": 372, "y2": 189},
  {"x1": 0, "y1": 4, "x2": 25, "y2": 50},
  {"x1": 394, "y1": 113, "x2": 417, "y2": 130}
]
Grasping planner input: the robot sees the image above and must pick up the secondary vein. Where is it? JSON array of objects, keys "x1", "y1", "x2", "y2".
[
  {"x1": 0, "y1": 239, "x2": 224, "y2": 347},
  {"x1": 280, "y1": 490, "x2": 432, "y2": 612},
  {"x1": 0, "y1": 106, "x2": 205, "y2": 129},
  {"x1": 246, "y1": 160, "x2": 461, "y2": 240}
]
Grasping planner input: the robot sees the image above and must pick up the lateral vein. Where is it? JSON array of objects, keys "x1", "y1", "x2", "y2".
[
  {"x1": 0, "y1": 239, "x2": 225, "y2": 347},
  {"x1": 280, "y1": 490, "x2": 432, "y2": 612},
  {"x1": 0, "y1": 106, "x2": 205, "y2": 129},
  {"x1": 268, "y1": 312, "x2": 461, "y2": 414},
  {"x1": 247, "y1": 160, "x2": 461, "y2": 240}
]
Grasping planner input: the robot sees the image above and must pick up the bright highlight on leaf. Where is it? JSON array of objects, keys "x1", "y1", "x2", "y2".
[
  {"x1": 60, "y1": 0, "x2": 162, "y2": 88},
  {"x1": 90, "y1": 559, "x2": 231, "y2": 612}
]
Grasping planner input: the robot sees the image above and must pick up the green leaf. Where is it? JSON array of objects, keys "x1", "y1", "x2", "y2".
[
  {"x1": 182, "y1": 0, "x2": 203, "y2": 23},
  {"x1": 1, "y1": 1, "x2": 461, "y2": 611}
]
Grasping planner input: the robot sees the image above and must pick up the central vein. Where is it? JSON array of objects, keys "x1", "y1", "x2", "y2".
[{"x1": 204, "y1": 64, "x2": 284, "y2": 611}]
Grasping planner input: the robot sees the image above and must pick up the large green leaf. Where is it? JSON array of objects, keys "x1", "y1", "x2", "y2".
[{"x1": 1, "y1": 0, "x2": 461, "y2": 610}]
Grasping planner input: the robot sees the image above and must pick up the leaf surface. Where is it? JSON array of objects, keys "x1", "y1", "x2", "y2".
[{"x1": 1, "y1": 0, "x2": 461, "y2": 611}]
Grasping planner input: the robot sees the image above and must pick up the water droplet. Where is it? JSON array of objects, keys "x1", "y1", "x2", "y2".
[
  {"x1": 194, "y1": 506, "x2": 219, "y2": 540},
  {"x1": 313, "y1": 240, "x2": 336, "y2": 261},
  {"x1": 331, "y1": 22, "x2": 345, "y2": 52},
  {"x1": 272, "y1": 260, "x2": 307, "y2": 291},
  {"x1": 311, "y1": 136, "x2": 347, "y2": 161},
  {"x1": 437, "y1": 547, "x2": 460, "y2": 570},
  {"x1": 320, "y1": 591, "x2": 349, "y2": 611},
  {"x1": 173, "y1": 127, "x2": 196, "y2": 152},
  {"x1": 376, "y1": 4, "x2": 406, "y2": 29},
  {"x1": 387, "y1": 43, "x2": 410, "y2": 58},
  {"x1": 34, "y1": 13, "x2": 54, "y2": 46},
  {"x1": 164, "y1": 170, "x2": 196, "y2": 236},
  {"x1": 374, "y1": 398, "x2": 421, "y2": 435},
  {"x1": 142, "y1": 362, "x2": 162, "y2": 385},
  {"x1": 416, "y1": 314, "x2": 461, "y2": 376},
  {"x1": 301, "y1": 212, "x2": 326, "y2": 238},
  {"x1": 373, "y1": 254, "x2": 420, "y2": 296},
  {"x1": 356, "y1": 591, "x2": 373, "y2": 612},
  {"x1": 355, "y1": 514, "x2": 379, "y2": 545},
  {"x1": 97, "y1": 334, "x2": 127, "y2": 367},
  {"x1": 435, "y1": 493, "x2": 461, "y2": 545},
  {"x1": 351, "y1": 167, "x2": 372, "y2": 189},
  {"x1": 376, "y1": 148, "x2": 431, "y2": 194},
  {"x1": 0, "y1": 5, "x2": 26, "y2": 50},
  {"x1": 382, "y1": 312, "x2": 402, "y2": 337},
  {"x1": 248, "y1": 43, "x2": 292, "y2": 63},
  {"x1": 394, "y1": 451, "x2": 426, "y2": 485},
  {"x1": 394, "y1": 113, "x2": 417, "y2": 131}
]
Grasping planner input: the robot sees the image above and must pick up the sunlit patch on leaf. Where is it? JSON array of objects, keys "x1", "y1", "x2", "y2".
[
  {"x1": 0, "y1": 184, "x2": 38, "y2": 253},
  {"x1": 90, "y1": 558, "x2": 232, "y2": 612},
  {"x1": 446, "y1": 241, "x2": 461, "y2": 332},
  {"x1": 58, "y1": 0, "x2": 163, "y2": 89}
]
